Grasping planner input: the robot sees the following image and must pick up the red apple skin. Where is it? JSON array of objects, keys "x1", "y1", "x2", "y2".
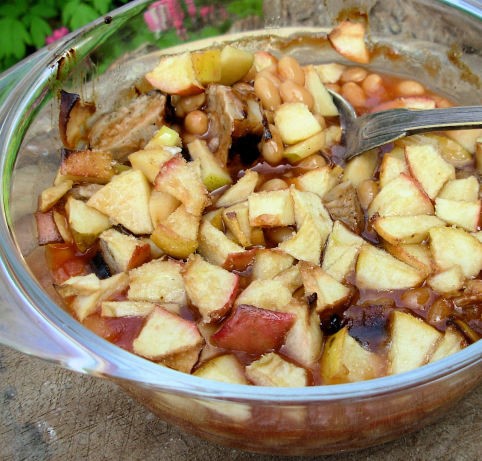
[
  {"x1": 36, "y1": 211, "x2": 63, "y2": 245},
  {"x1": 222, "y1": 248, "x2": 257, "y2": 272},
  {"x1": 211, "y1": 304, "x2": 295, "y2": 355}
]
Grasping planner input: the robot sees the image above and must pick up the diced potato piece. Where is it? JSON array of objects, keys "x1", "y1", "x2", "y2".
[
  {"x1": 101, "y1": 300, "x2": 157, "y2": 317},
  {"x1": 38, "y1": 180, "x2": 73, "y2": 212},
  {"x1": 198, "y1": 220, "x2": 244, "y2": 266},
  {"x1": 87, "y1": 169, "x2": 153, "y2": 235},
  {"x1": 428, "y1": 265, "x2": 465, "y2": 294},
  {"x1": 252, "y1": 249, "x2": 294, "y2": 280},
  {"x1": 246, "y1": 352, "x2": 308, "y2": 387},
  {"x1": 429, "y1": 227, "x2": 482, "y2": 278},
  {"x1": 435, "y1": 198, "x2": 481, "y2": 232},
  {"x1": 248, "y1": 189, "x2": 295, "y2": 227},
  {"x1": 194, "y1": 354, "x2": 248, "y2": 384},
  {"x1": 438, "y1": 176, "x2": 479, "y2": 202},
  {"x1": 388, "y1": 311, "x2": 442, "y2": 375},
  {"x1": 343, "y1": 149, "x2": 378, "y2": 187},
  {"x1": 356, "y1": 244, "x2": 425, "y2": 290},
  {"x1": 292, "y1": 165, "x2": 339, "y2": 199},
  {"x1": 128, "y1": 148, "x2": 175, "y2": 183},
  {"x1": 274, "y1": 102, "x2": 322, "y2": 145},
  {"x1": 235, "y1": 279, "x2": 292, "y2": 311},
  {"x1": 216, "y1": 170, "x2": 259, "y2": 207},
  {"x1": 183, "y1": 254, "x2": 239, "y2": 323},
  {"x1": 127, "y1": 259, "x2": 186, "y2": 305},
  {"x1": 321, "y1": 327, "x2": 384, "y2": 384},
  {"x1": 429, "y1": 326, "x2": 467, "y2": 363}
]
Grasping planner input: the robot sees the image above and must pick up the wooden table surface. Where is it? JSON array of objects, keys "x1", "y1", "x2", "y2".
[{"x1": 0, "y1": 344, "x2": 480, "y2": 461}]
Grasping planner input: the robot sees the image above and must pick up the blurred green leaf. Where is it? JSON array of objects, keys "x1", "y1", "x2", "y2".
[
  {"x1": 29, "y1": 4, "x2": 58, "y2": 19},
  {"x1": 92, "y1": 0, "x2": 112, "y2": 15},
  {"x1": 30, "y1": 16, "x2": 52, "y2": 49},
  {"x1": 0, "y1": 17, "x2": 31, "y2": 59},
  {"x1": 69, "y1": 3, "x2": 99, "y2": 30},
  {"x1": 0, "y1": 4, "x2": 25, "y2": 18}
]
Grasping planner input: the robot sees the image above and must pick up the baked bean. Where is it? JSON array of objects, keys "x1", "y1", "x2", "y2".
[
  {"x1": 296, "y1": 154, "x2": 327, "y2": 169},
  {"x1": 261, "y1": 124, "x2": 284, "y2": 164},
  {"x1": 259, "y1": 178, "x2": 289, "y2": 191},
  {"x1": 176, "y1": 93, "x2": 206, "y2": 117},
  {"x1": 257, "y1": 68, "x2": 281, "y2": 87},
  {"x1": 265, "y1": 227, "x2": 295, "y2": 244},
  {"x1": 278, "y1": 56, "x2": 305, "y2": 85},
  {"x1": 279, "y1": 80, "x2": 314, "y2": 110},
  {"x1": 362, "y1": 73, "x2": 385, "y2": 96},
  {"x1": 254, "y1": 76, "x2": 281, "y2": 111},
  {"x1": 400, "y1": 287, "x2": 432, "y2": 309},
  {"x1": 341, "y1": 67, "x2": 368, "y2": 83},
  {"x1": 341, "y1": 82, "x2": 367, "y2": 108},
  {"x1": 184, "y1": 110, "x2": 209, "y2": 135},
  {"x1": 357, "y1": 179, "x2": 379, "y2": 210},
  {"x1": 396, "y1": 80, "x2": 426, "y2": 96},
  {"x1": 324, "y1": 83, "x2": 341, "y2": 93}
]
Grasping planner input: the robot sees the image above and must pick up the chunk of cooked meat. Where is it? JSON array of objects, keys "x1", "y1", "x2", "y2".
[
  {"x1": 88, "y1": 91, "x2": 166, "y2": 160},
  {"x1": 323, "y1": 181, "x2": 364, "y2": 234},
  {"x1": 206, "y1": 84, "x2": 264, "y2": 165}
]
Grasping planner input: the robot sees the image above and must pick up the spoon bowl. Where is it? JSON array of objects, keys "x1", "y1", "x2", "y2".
[{"x1": 328, "y1": 90, "x2": 482, "y2": 161}]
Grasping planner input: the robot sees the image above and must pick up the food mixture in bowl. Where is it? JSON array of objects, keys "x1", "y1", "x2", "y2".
[{"x1": 35, "y1": 22, "x2": 481, "y2": 387}]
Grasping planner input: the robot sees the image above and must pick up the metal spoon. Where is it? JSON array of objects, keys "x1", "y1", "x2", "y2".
[{"x1": 328, "y1": 89, "x2": 482, "y2": 161}]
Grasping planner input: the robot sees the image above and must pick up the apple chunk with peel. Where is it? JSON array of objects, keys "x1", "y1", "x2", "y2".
[
  {"x1": 304, "y1": 66, "x2": 339, "y2": 116},
  {"x1": 210, "y1": 304, "x2": 295, "y2": 355},
  {"x1": 133, "y1": 306, "x2": 204, "y2": 361},
  {"x1": 427, "y1": 265, "x2": 465, "y2": 294},
  {"x1": 274, "y1": 102, "x2": 322, "y2": 145},
  {"x1": 145, "y1": 52, "x2": 204, "y2": 96},
  {"x1": 373, "y1": 214, "x2": 445, "y2": 245},
  {"x1": 149, "y1": 190, "x2": 180, "y2": 227},
  {"x1": 222, "y1": 201, "x2": 251, "y2": 247},
  {"x1": 429, "y1": 227, "x2": 482, "y2": 278},
  {"x1": 356, "y1": 244, "x2": 425, "y2": 290},
  {"x1": 368, "y1": 173, "x2": 434, "y2": 218},
  {"x1": 300, "y1": 262, "x2": 352, "y2": 314},
  {"x1": 154, "y1": 156, "x2": 209, "y2": 217},
  {"x1": 283, "y1": 131, "x2": 326, "y2": 164},
  {"x1": 429, "y1": 326, "x2": 467, "y2": 363},
  {"x1": 435, "y1": 198, "x2": 480, "y2": 232},
  {"x1": 39, "y1": 180, "x2": 73, "y2": 212},
  {"x1": 379, "y1": 153, "x2": 408, "y2": 188},
  {"x1": 101, "y1": 300, "x2": 157, "y2": 317},
  {"x1": 388, "y1": 311, "x2": 442, "y2": 375},
  {"x1": 343, "y1": 149, "x2": 378, "y2": 187},
  {"x1": 321, "y1": 327, "x2": 384, "y2": 384},
  {"x1": 216, "y1": 169, "x2": 259, "y2": 207},
  {"x1": 405, "y1": 144, "x2": 455, "y2": 199},
  {"x1": 194, "y1": 354, "x2": 248, "y2": 384},
  {"x1": 128, "y1": 148, "x2": 175, "y2": 183},
  {"x1": 235, "y1": 279, "x2": 292, "y2": 312},
  {"x1": 198, "y1": 220, "x2": 244, "y2": 266},
  {"x1": 328, "y1": 21, "x2": 370, "y2": 64},
  {"x1": 87, "y1": 169, "x2": 153, "y2": 235},
  {"x1": 127, "y1": 259, "x2": 186, "y2": 305},
  {"x1": 245, "y1": 352, "x2": 307, "y2": 387},
  {"x1": 191, "y1": 49, "x2": 221, "y2": 85},
  {"x1": 438, "y1": 176, "x2": 479, "y2": 202},
  {"x1": 183, "y1": 254, "x2": 239, "y2": 323},
  {"x1": 99, "y1": 228, "x2": 151, "y2": 273},
  {"x1": 383, "y1": 243, "x2": 433, "y2": 278},
  {"x1": 293, "y1": 165, "x2": 340, "y2": 200},
  {"x1": 219, "y1": 45, "x2": 254, "y2": 86},
  {"x1": 248, "y1": 189, "x2": 295, "y2": 227},
  {"x1": 252, "y1": 249, "x2": 294, "y2": 280}
]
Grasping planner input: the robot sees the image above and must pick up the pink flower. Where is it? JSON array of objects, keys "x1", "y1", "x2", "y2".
[
  {"x1": 200, "y1": 5, "x2": 214, "y2": 20},
  {"x1": 144, "y1": 1, "x2": 170, "y2": 32},
  {"x1": 45, "y1": 27, "x2": 69, "y2": 45},
  {"x1": 184, "y1": 0, "x2": 196, "y2": 18}
]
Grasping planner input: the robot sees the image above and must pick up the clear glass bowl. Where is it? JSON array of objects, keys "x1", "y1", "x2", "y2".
[{"x1": 0, "y1": 0, "x2": 480, "y2": 455}]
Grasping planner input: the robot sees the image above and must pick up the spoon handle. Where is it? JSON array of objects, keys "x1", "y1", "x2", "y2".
[{"x1": 360, "y1": 106, "x2": 482, "y2": 141}]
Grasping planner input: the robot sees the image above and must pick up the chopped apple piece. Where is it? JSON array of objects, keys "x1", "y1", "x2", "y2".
[
  {"x1": 373, "y1": 214, "x2": 445, "y2": 245},
  {"x1": 198, "y1": 220, "x2": 244, "y2": 266},
  {"x1": 191, "y1": 49, "x2": 221, "y2": 85},
  {"x1": 379, "y1": 153, "x2": 408, "y2": 188},
  {"x1": 446, "y1": 128, "x2": 482, "y2": 154},
  {"x1": 222, "y1": 201, "x2": 251, "y2": 247},
  {"x1": 65, "y1": 196, "x2": 111, "y2": 251},
  {"x1": 149, "y1": 190, "x2": 180, "y2": 227},
  {"x1": 133, "y1": 306, "x2": 203, "y2": 360},
  {"x1": 429, "y1": 227, "x2": 482, "y2": 278},
  {"x1": 281, "y1": 299, "x2": 323, "y2": 367},
  {"x1": 252, "y1": 249, "x2": 294, "y2": 280},
  {"x1": 216, "y1": 169, "x2": 259, "y2": 207},
  {"x1": 273, "y1": 264, "x2": 303, "y2": 293},
  {"x1": 321, "y1": 327, "x2": 384, "y2": 384},
  {"x1": 187, "y1": 139, "x2": 232, "y2": 191},
  {"x1": 128, "y1": 148, "x2": 175, "y2": 183},
  {"x1": 183, "y1": 254, "x2": 239, "y2": 323},
  {"x1": 211, "y1": 305, "x2": 294, "y2": 355},
  {"x1": 383, "y1": 243, "x2": 433, "y2": 277},
  {"x1": 56, "y1": 273, "x2": 100, "y2": 297},
  {"x1": 52, "y1": 210, "x2": 73, "y2": 244},
  {"x1": 99, "y1": 228, "x2": 151, "y2": 273},
  {"x1": 38, "y1": 180, "x2": 73, "y2": 212},
  {"x1": 194, "y1": 354, "x2": 248, "y2": 384},
  {"x1": 368, "y1": 173, "x2": 433, "y2": 218},
  {"x1": 274, "y1": 102, "x2": 322, "y2": 145},
  {"x1": 283, "y1": 131, "x2": 326, "y2": 164},
  {"x1": 246, "y1": 352, "x2": 307, "y2": 387},
  {"x1": 313, "y1": 62, "x2": 346, "y2": 83},
  {"x1": 300, "y1": 262, "x2": 352, "y2": 314},
  {"x1": 127, "y1": 259, "x2": 186, "y2": 305},
  {"x1": 343, "y1": 149, "x2": 378, "y2": 187},
  {"x1": 278, "y1": 215, "x2": 323, "y2": 265},
  {"x1": 328, "y1": 21, "x2": 370, "y2": 64},
  {"x1": 428, "y1": 265, "x2": 465, "y2": 294},
  {"x1": 438, "y1": 176, "x2": 479, "y2": 202},
  {"x1": 290, "y1": 187, "x2": 332, "y2": 247},
  {"x1": 101, "y1": 300, "x2": 156, "y2": 317},
  {"x1": 405, "y1": 144, "x2": 455, "y2": 199},
  {"x1": 154, "y1": 156, "x2": 209, "y2": 216},
  {"x1": 435, "y1": 198, "x2": 481, "y2": 232},
  {"x1": 87, "y1": 169, "x2": 153, "y2": 235},
  {"x1": 253, "y1": 51, "x2": 277, "y2": 72},
  {"x1": 356, "y1": 244, "x2": 425, "y2": 290},
  {"x1": 59, "y1": 90, "x2": 95, "y2": 149},
  {"x1": 371, "y1": 96, "x2": 436, "y2": 112},
  {"x1": 235, "y1": 279, "x2": 292, "y2": 311},
  {"x1": 145, "y1": 125, "x2": 182, "y2": 149},
  {"x1": 292, "y1": 165, "x2": 339, "y2": 199},
  {"x1": 304, "y1": 66, "x2": 339, "y2": 116},
  {"x1": 145, "y1": 52, "x2": 204, "y2": 96},
  {"x1": 248, "y1": 189, "x2": 295, "y2": 227},
  {"x1": 219, "y1": 45, "x2": 254, "y2": 85},
  {"x1": 388, "y1": 311, "x2": 442, "y2": 375},
  {"x1": 321, "y1": 221, "x2": 365, "y2": 282},
  {"x1": 429, "y1": 326, "x2": 467, "y2": 363},
  {"x1": 159, "y1": 346, "x2": 201, "y2": 374},
  {"x1": 60, "y1": 150, "x2": 115, "y2": 184}
]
